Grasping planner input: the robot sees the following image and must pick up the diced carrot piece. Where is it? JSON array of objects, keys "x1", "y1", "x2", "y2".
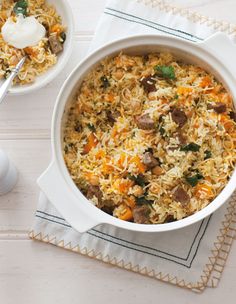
[
  {"x1": 118, "y1": 206, "x2": 133, "y2": 221},
  {"x1": 219, "y1": 115, "x2": 235, "y2": 132},
  {"x1": 84, "y1": 172, "x2": 99, "y2": 186},
  {"x1": 24, "y1": 47, "x2": 38, "y2": 57},
  {"x1": 195, "y1": 184, "x2": 213, "y2": 198},
  {"x1": 105, "y1": 94, "x2": 115, "y2": 102},
  {"x1": 120, "y1": 180, "x2": 134, "y2": 194},
  {"x1": 200, "y1": 76, "x2": 212, "y2": 88},
  {"x1": 83, "y1": 133, "x2": 98, "y2": 154}
]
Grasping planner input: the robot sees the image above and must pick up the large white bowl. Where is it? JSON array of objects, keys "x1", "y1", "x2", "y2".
[
  {"x1": 38, "y1": 33, "x2": 236, "y2": 233},
  {"x1": 0, "y1": 0, "x2": 74, "y2": 95}
]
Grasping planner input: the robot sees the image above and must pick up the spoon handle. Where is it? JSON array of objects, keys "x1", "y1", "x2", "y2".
[{"x1": 0, "y1": 57, "x2": 26, "y2": 105}]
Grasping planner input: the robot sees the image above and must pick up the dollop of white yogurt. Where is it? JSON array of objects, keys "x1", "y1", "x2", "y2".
[{"x1": 1, "y1": 14, "x2": 46, "y2": 49}]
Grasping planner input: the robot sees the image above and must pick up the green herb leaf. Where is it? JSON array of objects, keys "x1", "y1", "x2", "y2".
[
  {"x1": 100, "y1": 76, "x2": 110, "y2": 88},
  {"x1": 204, "y1": 150, "x2": 212, "y2": 160},
  {"x1": 13, "y1": 0, "x2": 28, "y2": 17},
  {"x1": 185, "y1": 173, "x2": 203, "y2": 187},
  {"x1": 127, "y1": 174, "x2": 146, "y2": 187},
  {"x1": 154, "y1": 65, "x2": 176, "y2": 80},
  {"x1": 174, "y1": 94, "x2": 179, "y2": 99},
  {"x1": 180, "y1": 143, "x2": 200, "y2": 152},
  {"x1": 159, "y1": 127, "x2": 165, "y2": 136},
  {"x1": 87, "y1": 124, "x2": 96, "y2": 132}
]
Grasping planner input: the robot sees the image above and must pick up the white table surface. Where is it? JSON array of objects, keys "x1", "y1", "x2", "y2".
[{"x1": 1, "y1": 0, "x2": 236, "y2": 303}]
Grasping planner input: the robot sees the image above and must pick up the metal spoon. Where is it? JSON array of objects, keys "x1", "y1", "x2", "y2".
[{"x1": 0, "y1": 57, "x2": 26, "y2": 105}]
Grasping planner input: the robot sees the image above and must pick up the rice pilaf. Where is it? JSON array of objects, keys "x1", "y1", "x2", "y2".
[{"x1": 63, "y1": 52, "x2": 236, "y2": 224}]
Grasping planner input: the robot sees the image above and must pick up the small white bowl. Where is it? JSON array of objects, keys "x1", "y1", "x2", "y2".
[{"x1": 0, "y1": 0, "x2": 74, "y2": 95}]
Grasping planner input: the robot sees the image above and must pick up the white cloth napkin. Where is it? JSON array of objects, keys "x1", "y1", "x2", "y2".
[{"x1": 30, "y1": 0, "x2": 236, "y2": 292}]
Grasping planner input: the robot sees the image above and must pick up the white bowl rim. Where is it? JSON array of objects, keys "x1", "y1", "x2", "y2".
[{"x1": 42, "y1": 33, "x2": 236, "y2": 233}]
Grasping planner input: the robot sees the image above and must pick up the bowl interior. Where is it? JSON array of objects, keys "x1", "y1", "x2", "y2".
[
  {"x1": 1, "y1": 0, "x2": 74, "y2": 95},
  {"x1": 54, "y1": 36, "x2": 236, "y2": 232}
]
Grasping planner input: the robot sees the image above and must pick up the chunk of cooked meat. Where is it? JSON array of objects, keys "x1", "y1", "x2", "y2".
[
  {"x1": 106, "y1": 110, "x2": 120, "y2": 126},
  {"x1": 143, "y1": 152, "x2": 159, "y2": 169},
  {"x1": 172, "y1": 187, "x2": 190, "y2": 206},
  {"x1": 165, "y1": 214, "x2": 175, "y2": 223},
  {"x1": 171, "y1": 108, "x2": 187, "y2": 127},
  {"x1": 229, "y1": 111, "x2": 236, "y2": 121},
  {"x1": 48, "y1": 34, "x2": 63, "y2": 54},
  {"x1": 176, "y1": 130, "x2": 186, "y2": 145},
  {"x1": 87, "y1": 185, "x2": 102, "y2": 202},
  {"x1": 133, "y1": 205, "x2": 150, "y2": 224},
  {"x1": 140, "y1": 76, "x2": 157, "y2": 93},
  {"x1": 207, "y1": 102, "x2": 226, "y2": 113},
  {"x1": 136, "y1": 114, "x2": 155, "y2": 130},
  {"x1": 101, "y1": 200, "x2": 115, "y2": 215}
]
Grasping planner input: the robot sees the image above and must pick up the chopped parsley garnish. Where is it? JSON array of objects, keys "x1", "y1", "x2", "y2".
[
  {"x1": 204, "y1": 150, "x2": 212, "y2": 160},
  {"x1": 13, "y1": 0, "x2": 28, "y2": 17},
  {"x1": 100, "y1": 76, "x2": 110, "y2": 88},
  {"x1": 174, "y1": 94, "x2": 179, "y2": 99},
  {"x1": 159, "y1": 127, "x2": 165, "y2": 136},
  {"x1": 87, "y1": 123, "x2": 96, "y2": 132},
  {"x1": 180, "y1": 143, "x2": 200, "y2": 152},
  {"x1": 154, "y1": 65, "x2": 176, "y2": 80},
  {"x1": 128, "y1": 174, "x2": 146, "y2": 187},
  {"x1": 185, "y1": 173, "x2": 203, "y2": 187}
]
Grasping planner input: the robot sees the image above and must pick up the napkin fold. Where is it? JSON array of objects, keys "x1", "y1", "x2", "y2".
[{"x1": 30, "y1": 0, "x2": 236, "y2": 292}]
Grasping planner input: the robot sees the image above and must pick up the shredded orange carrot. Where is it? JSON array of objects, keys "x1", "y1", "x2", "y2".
[
  {"x1": 120, "y1": 180, "x2": 134, "y2": 193},
  {"x1": 111, "y1": 126, "x2": 118, "y2": 138},
  {"x1": 101, "y1": 158, "x2": 113, "y2": 174},
  {"x1": 114, "y1": 179, "x2": 134, "y2": 194},
  {"x1": 118, "y1": 206, "x2": 133, "y2": 221},
  {"x1": 83, "y1": 133, "x2": 98, "y2": 154},
  {"x1": 24, "y1": 47, "x2": 38, "y2": 57},
  {"x1": 117, "y1": 153, "x2": 127, "y2": 168}
]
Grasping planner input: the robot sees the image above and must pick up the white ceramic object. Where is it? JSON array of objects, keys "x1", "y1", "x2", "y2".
[
  {"x1": 38, "y1": 33, "x2": 236, "y2": 233},
  {"x1": 0, "y1": 0, "x2": 74, "y2": 95},
  {"x1": 0, "y1": 150, "x2": 18, "y2": 196}
]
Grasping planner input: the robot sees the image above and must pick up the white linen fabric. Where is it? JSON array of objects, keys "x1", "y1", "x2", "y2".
[{"x1": 30, "y1": 0, "x2": 236, "y2": 292}]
